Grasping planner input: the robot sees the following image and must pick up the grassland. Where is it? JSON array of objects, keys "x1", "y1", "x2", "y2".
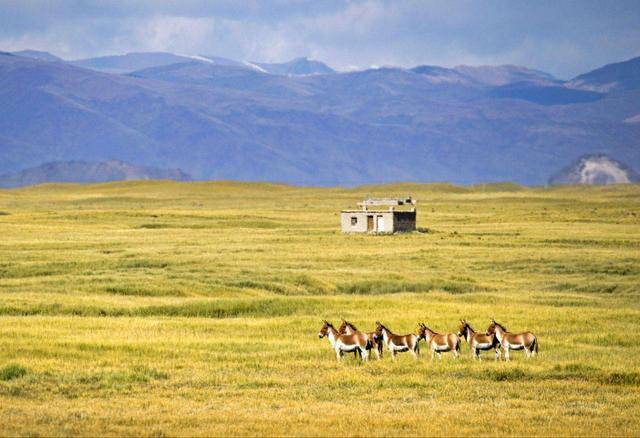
[{"x1": 0, "y1": 180, "x2": 639, "y2": 436}]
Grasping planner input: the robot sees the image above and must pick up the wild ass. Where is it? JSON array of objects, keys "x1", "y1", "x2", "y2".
[
  {"x1": 418, "y1": 323, "x2": 460, "y2": 360},
  {"x1": 457, "y1": 319, "x2": 500, "y2": 360},
  {"x1": 318, "y1": 320, "x2": 369, "y2": 362},
  {"x1": 374, "y1": 321, "x2": 421, "y2": 360},
  {"x1": 339, "y1": 320, "x2": 383, "y2": 359},
  {"x1": 486, "y1": 319, "x2": 538, "y2": 361}
]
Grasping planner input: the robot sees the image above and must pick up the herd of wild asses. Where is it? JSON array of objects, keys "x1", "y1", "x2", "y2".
[{"x1": 318, "y1": 319, "x2": 538, "y2": 361}]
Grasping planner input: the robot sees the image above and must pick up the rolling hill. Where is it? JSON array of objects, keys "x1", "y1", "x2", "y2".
[
  {"x1": 549, "y1": 154, "x2": 639, "y2": 185},
  {"x1": 0, "y1": 160, "x2": 191, "y2": 188}
]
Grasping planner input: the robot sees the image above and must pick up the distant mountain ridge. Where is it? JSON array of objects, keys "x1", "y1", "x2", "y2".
[
  {"x1": 0, "y1": 160, "x2": 191, "y2": 188},
  {"x1": 2, "y1": 50, "x2": 640, "y2": 186},
  {"x1": 568, "y1": 56, "x2": 640, "y2": 92}
]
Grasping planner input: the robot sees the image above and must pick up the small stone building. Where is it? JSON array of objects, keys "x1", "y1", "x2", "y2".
[{"x1": 341, "y1": 197, "x2": 416, "y2": 233}]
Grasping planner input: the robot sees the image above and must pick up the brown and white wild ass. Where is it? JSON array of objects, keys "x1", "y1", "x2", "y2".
[
  {"x1": 486, "y1": 319, "x2": 538, "y2": 361},
  {"x1": 374, "y1": 321, "x2": 421, "y2": 360},
  {"x1": 418, "y1": 323, "x2": 460, "y2": 360},
  {"x1": 318, "y1": 320, "x2": 369, "y2": 362},
  {"x1": 457, "y1": 319, "x2": 500, "y2": 360},
  {"x1": 339, "y1": 320, "x2": 383, "y2": 359}
]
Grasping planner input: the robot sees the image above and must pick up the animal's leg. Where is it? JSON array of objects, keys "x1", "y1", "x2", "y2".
[
  {"x1": 494, "y1": 348, "x2": 500, "y2": 361},
  {"x1": 336, "y1": 349, "x2": 342, "y2": 362},
  {"x1": 504, "y1": 348, "x2": 510, "y2": 362},
  {"x1": 453, "y1": 349, "x2": 459, "y2": 359},
  {"x1": 438, "y1": 352, "x2": 442, "y2": 360},
  {"x1": 391, "y1": 350, "x2": 397, "y2": 361},
  {"x1": 431, "y1": 348, "x2": 435, "y2": 360},
  {"x1": 361, "y1": 347, "x2": 368, "y2": 362}
]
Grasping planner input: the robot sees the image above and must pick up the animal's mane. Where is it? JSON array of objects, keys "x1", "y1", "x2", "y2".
[
  {"x1": 343, "y1": 320, "x2": 358, "y2": 331},
  {"x1": 378, "y1": 322, "x2": 393, "y2": 334},
  {"x1": 493, "y1": 320, "x2": 507, "y2": 331}
]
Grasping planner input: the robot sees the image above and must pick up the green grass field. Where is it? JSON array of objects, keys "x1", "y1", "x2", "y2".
[{"x1": 1, "y1": 181, "x2": 639, "y2": 436}]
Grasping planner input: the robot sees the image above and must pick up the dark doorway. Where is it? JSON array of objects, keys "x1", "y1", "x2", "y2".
[{"x1": 367, "y1": 215, "x2": 374, "y2": 231}]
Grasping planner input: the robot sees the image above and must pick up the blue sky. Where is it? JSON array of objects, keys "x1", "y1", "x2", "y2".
[{"x1": 1, "y1": 0, "x2": 639, "y2": 78}]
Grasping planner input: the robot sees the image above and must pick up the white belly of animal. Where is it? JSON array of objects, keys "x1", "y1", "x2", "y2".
[
  {"x1": 434, "y1": 344, "x2": 450, "y2": 352},
  {"x1": 390, "y1": 342, "x2": 408, "y2": 351},
  {"x1": 338, "y1": 342, "x2": 357, "y2": 351},
  {"x1": 507, "y1": 342, "x2": 524, "y2": 350},
  {"x1": 474, "y1": 342, "x2": 492, "y2": 350}
]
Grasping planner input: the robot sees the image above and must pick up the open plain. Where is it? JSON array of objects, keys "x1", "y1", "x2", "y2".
[{"x1": 0, "y1": 181, "x2": 639, "y2": 436}]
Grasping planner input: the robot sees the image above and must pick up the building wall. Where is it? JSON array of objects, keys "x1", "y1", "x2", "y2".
[{"x1": 341, "y1": 211, "x2": 395, "y2": 233}]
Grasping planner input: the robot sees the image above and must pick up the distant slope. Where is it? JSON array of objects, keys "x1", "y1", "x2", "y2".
[
  {"x1": 568, "y1": 56, "x2": 640, "y2": 92},
  {"x1": 70, "y1": 52, "x2": 204, "y2": 74},
  {"x1": 488, "y1": 82, "x2": 604, "y2": 105},
  {"x1": 12, "y1": 50, "x2": 63, "y2": 62},
  {"x1": 0, "y1": 160, "x2": 191, "y2": 188},
  {"x1": 453, "y1": 64, "x2": 557, "y2": 86},
  {"x1": 549, "y1": 154, "x2": 640, "y2": 185},
  {"x1": 255, "y1": 57, "x2": 335, "y2": 75}
]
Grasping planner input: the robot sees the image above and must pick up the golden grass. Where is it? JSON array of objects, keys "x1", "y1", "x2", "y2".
[{"x1": 0, "y1": 181, "x2": 639, "y2": 436}]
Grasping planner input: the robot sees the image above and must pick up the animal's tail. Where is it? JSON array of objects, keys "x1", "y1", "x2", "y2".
[{"x1": 533, "y1": 337, "x2": 539, "y2": 354}]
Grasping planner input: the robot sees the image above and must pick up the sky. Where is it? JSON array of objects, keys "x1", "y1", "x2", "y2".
[{"x1": 1, "y1": 0, "x2": 639, "y2": 79}]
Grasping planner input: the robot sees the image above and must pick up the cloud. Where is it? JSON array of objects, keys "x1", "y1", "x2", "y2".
[{"x1": 0, "y1": 0, "x2": 639, "y2": 77}]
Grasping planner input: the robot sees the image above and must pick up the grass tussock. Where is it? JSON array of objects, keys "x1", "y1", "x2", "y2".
[{"x1": 0, "y1": 364, "x2": 27, "y2": 381}]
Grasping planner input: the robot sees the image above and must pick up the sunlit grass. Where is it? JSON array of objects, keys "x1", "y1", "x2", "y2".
[{"x1": 0, "y1": 181, "x2": 639, "y2": 435}]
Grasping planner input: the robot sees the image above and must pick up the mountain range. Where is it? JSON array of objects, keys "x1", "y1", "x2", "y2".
[{"x1": 1, "y1": 49, "x2": 639, "y2": 186}]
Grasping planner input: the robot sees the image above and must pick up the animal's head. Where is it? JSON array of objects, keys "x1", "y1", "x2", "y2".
[
  {"x1": 458, "y1": 319, "x2": 469, "y2": 337},
  {"x1": 340, "y1": 319, "x2": 358, "y2": 335},
  {"x1": 374, "y1": 321, "x2": 385, "y2": 338},
  {"x1": 338, "y1": 320, "x2": 347, "y2": 334},
  {"x1": 487, "y1": 319, "x2": 506, "y2": 335},
  {"x1": 416, "y1": 323, "x2": 427, "y2": 340},
  {"x1": 318, "y1": 320, "x2": 333, "y2": 338}
]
